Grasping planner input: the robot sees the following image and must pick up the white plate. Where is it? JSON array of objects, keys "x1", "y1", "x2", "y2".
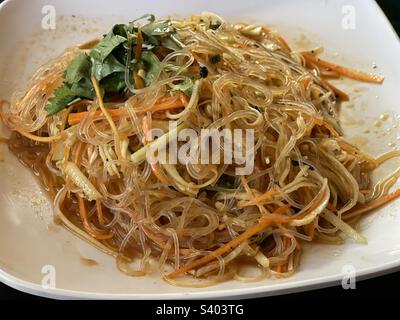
[{"x1": 0, "y1": 0, "x2": 400, "y2": 299}]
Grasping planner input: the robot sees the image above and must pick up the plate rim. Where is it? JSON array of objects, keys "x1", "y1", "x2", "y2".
[
  {"x1": 1, "y1": 260, "x2": 399, "y2": 299},
  {"x1": 0, "y1": 0, "x2": 400, "y2": 299}
]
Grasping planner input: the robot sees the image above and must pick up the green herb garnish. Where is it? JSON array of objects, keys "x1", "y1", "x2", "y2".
[
  {"x1": 141, "y1": 51, "x2": 161, "y2": 86},
  {"x1": 171, "y1": 77, "x2": 194, "y2": 97},
  {"x1": 210, "y1": 54, "x2": 221, "y2": 64},
  {"x1": 45, "y1": 87, "x2": 81, "y2": 116},
  {"x1": 210, "y1": 20, "x2": 221, "y2": 30},
  {"x1": 46, "y1": 15, "x2": 181, "y2": 116}
]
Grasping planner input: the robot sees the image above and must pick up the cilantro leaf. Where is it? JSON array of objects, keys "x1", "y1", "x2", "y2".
[
  {"x1": 112, "y1": 23, "x2": 135, "y2": 38},
  {"x1": 89, "y1": 33, "x2": 127, "y2": 62},
  {"x1": 69, "y1": 77, "x2": 94, "y2": 99},
  {"x1": 100, "y1": 72, "x2": 126, "y2": 94},
  {"x1": 91, "y1": 54, "x2": 126, "y2": 81},
  {"x1": 65, "y1": 53, "x2": 91, "y2": 84},
  {"x1": 46, "y1": 14, "x2": 182, "y2": 117},
  {"x1": 161, "y1": 34, "x2": 182, "y2": 51},
  {"x1": 141, "y1": 20, "x2": 174, "y2": 36},
  {"x1": 171, "y1": 77, "x2": 193, "y2": 97},
  {"x1": 45, "y1": 86, "x2": 80, "y2": 116},
  {"x1": 141, "y1": 51, "x2": 161, "y2": 86}
]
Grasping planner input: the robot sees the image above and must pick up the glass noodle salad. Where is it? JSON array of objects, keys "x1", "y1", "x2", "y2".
[{"x1": 0, "y1": 12, "x2": 399, "y2": 287}]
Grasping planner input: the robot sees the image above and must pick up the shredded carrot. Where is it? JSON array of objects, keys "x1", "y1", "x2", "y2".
[
  {"x1": 303, "y1": 53, "x2": 384, "y2": 84},
  {"x1": 67, "y1": 94, "x2": 186, "y2": 125},
  {"x1": 78, "y1": 38, "x2": 100, "y2": 49},
  {"x1": 302, "y1": 114, "x2": 340, "y2": 138},
  {"x1": 133, "y1": 71, "x2": 145, "y2": 89},
  {"x1": 167, "y1": 205, "x2": 291, "y2": 279},
  {"x1": 338, "y1": 141, "x2": 359, "y2": 154},
  {"x1": 327, "y1": 203, "x2": 337, "y2": 211},
  {"x1": 342, "y1": 156, "x2": 354, "y2": 167},
  {"x1": 270, "y1": 204, "x2": 291, "y2": 215},
  {"x1": 179, "y1": 93, "x2": 190, "y2": 107},
  {"x1": 68, "y1": 109, "x2": 126, "y2": 125},
  {"x1": 319, "y1": 78, "x2": 349, "y2": 101},
  {"x1": 314, "y1": 118, "x2": 340, "y2": 137},
  {"x1": 344, "y1": 188, "x2": 400, "y2": 219},
  {"x1": 96, "y1": 200, "x2": 105, "y2": 225},
  {"x1": 261, "y1": 26, "x2": 270, "y2": 33},
  {"x1": 153, "y1": 94, "x2": 189, "y2": 112},
  {"x1": 320, "y1": 69, "x2": 341, "y2": 79},
  {"x1": 0, "y1": 98, "x2": 7, "y2": 110},
  {"x1": 132, "y1": 29, "x2": 144, "y2": 89},
  {"x1": 304, "y1": 188, "x2": 313, "y2": 202},
  {"x1": 240, "y1": 188, "x2": 277, "y2": 207},
  {"x1": 301, "y1": 48, "x2": 324, "y2": 56},
  {"x1": 135, "y1": 29, "x2": 143, "y2": 61},
  {"x1": 275, "y1": 35, "x2": 291, "y2": 53},
  {"x1": 0, "y1": 136, "x2": 9, "y2": 143},
  {"x1": 239, "y1": 176, "x2": 269, "y2": 215},
  {"x1": 78, "y1": 196, "x2": 113, "y2": 240}
]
